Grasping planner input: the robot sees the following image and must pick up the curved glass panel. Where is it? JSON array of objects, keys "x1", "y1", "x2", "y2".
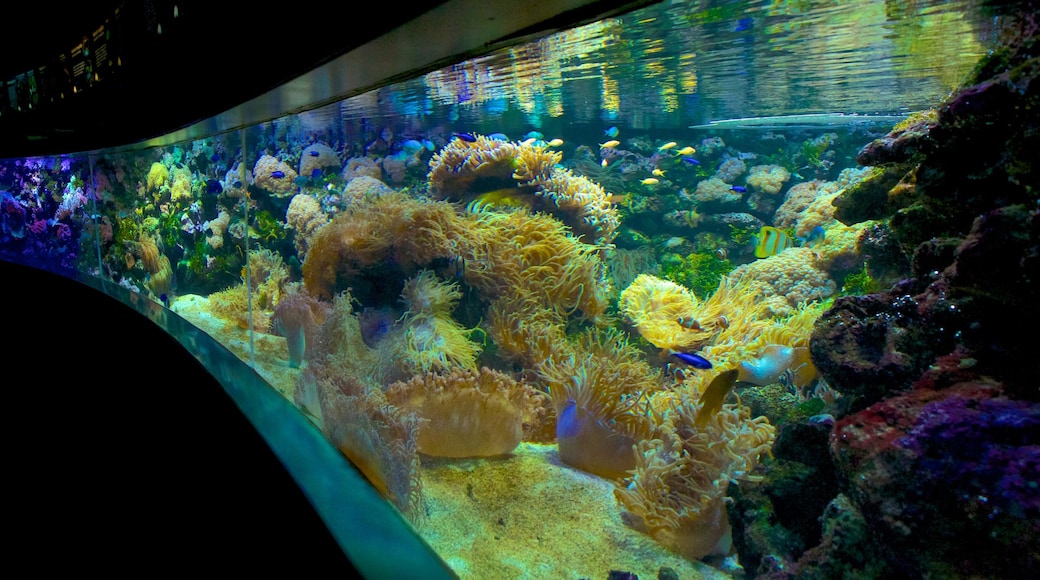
[{"x1": 2, "y1": 1, "x2": 1034, "y2": 578}]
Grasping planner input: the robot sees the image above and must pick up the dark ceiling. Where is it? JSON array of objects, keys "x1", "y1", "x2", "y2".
[
  {"x1": 0, "y1": 0, "x2": 654, "y2": 159},
  {"x1": 0, "y1": 1, "x2": 448, "y2": 158}
]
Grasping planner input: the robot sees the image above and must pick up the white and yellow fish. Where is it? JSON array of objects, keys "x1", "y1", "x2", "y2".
[
  {"x1": 658, "y1": 141, "x2": 678, "y2": 151},
  {"x1": 652, "y1": 168, "x2": 666, "y2": 177},
  {"x1": 640, "y1": 178, "x2": 660, "y2": 185},
  {"x1": 676, "y1": 146, "x2": 696, "y2": 156},
  {"x1": 546, "y1": 138, "x2": 564, "y2": 147},
  {"x1": 753, "y1": 226, "x2": 795, "y2": 258}
]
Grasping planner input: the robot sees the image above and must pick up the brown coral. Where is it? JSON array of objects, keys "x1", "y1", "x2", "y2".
[{"x1": 385, "y1": 367, "x2": 543, "y2": 457}]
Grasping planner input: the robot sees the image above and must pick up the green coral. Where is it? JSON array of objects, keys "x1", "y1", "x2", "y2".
[
  {"x1": 729, "y1": 223, "x2": 758, "y2": 246},
  {"x1": 660, "y1": 251, "x2": 734, "y2": 299},
  {"x1": 252, "y1": 209, "x2": 287, "y2": 242},
  {"x1": 841, "y1": 264, "x2": 880, "y2": 296}
]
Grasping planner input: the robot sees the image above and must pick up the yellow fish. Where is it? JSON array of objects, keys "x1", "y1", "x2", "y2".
[
  {"x1": 676, "y1": 146, "x2": 696, "y2": 156},
  {"x1": 652, "y1": 168, "x2": 666, "y2": 177},
  {"x1": 601, "y1": 159, "x2": 609, "y2": 167},
  {"x1": 466, "y1": 189, "x2": 532, "y2": 213},
  {"x1": 754, "y1": 226, "x2": 794, "y2": 258},
  {"x1": 600, "y1": 140, "x2": 620, "y2": 148},
  {"x1": 640, "y1": 178, "x2": 659, "y2": 185},
  {"x1": 546, "y1": 138, "x2": 564, "y2": 147},
  {"x1": 695, "y1": 368, "x2": 739, "y2": 428},
  {"x1": 658, "y1": 141, "x2": 677, "y2": 151}
]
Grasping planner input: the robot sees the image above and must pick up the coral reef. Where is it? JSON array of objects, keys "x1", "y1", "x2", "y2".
[
  {"x1": 620, "y1": 273, "x2": 747, "y2": 351},
  {"x1": 785, "y1": 13, "x2": 1040, "y2": 578},
  {"x1": 692, "y1": 177, "x2": 742, "y2": 204}
]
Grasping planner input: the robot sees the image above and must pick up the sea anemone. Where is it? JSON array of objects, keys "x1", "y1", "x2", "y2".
[
  {"x1": 615, "y1": 391, "x2": 775, "y2": 560},
  {"x1": 385, "y1": 367, "x2": 544, "y2": 457}
]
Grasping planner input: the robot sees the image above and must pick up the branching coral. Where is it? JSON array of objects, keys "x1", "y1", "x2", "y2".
[
  {"x1": 385, "y1": 367, "x2": 544, "y2": 457},
  {"x1": 615, "y1": 389, "x2": 775, "y2": 560}
]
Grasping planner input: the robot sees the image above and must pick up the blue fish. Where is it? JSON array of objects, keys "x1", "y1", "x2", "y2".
[
  {"x1": 159, "y1": 293, "x2": 170, "y2": 308},
  {"x1": 308, "y1": 150, "x2": 320, "y2": 157},
  {"x1": 557, "y1": 399, "x2": 583, "y2": 438},
  {"x1": 271, "y1": 170, "x2": 286, "y2": 179},
  {"x1": 311, "y1": 168, "x2": 323, "y2": 178},
  {"x1": 730, "y1": 185, "x2": 747, "y2": 193},
  {"x1": 604, "y1": 126, "x2": 619, "y2": 138},
  {"x1": 799, "y1": 225, "x2": 826, "y2": 248},
  {"x1": 671, "y1": 351, "x2": 713, "y2": 369},
  {"x1": 734, "y1": 17, "x2": 753, "y2": 32},
  {"x1": 396, "y1": 139, "x2": 424, "y2": 155},
  {"x1": 524, "y1": 131, "x2": 544, "y2": 140},
  {"x1": 487, "y1": 133, "x2": 509, "y2": 141},
  {"x1": 808, "y1": 413, "x2": 835, "y2": 427},
  {"x1": 454, "y1": 132, "x2": 477, "y2": 142},
  {"x1": 204, "y1": 179, "x2": 222, "y2": 195},
  {"x1": 210, "y1": 153, "x2": 220, "y2": 162},
  {"x1": 682, "y1": 157, "x2": 700, "y2": 166}
]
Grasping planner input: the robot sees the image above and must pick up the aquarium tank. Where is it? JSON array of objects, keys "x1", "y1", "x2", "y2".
[{"x1": 1, "y1": 0, "x2": 1037, "y2": 578}]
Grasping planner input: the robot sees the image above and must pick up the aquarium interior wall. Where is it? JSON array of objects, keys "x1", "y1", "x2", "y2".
[{"x1": 2, "y1": 0, "x2": 1038, "y2": 578}]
